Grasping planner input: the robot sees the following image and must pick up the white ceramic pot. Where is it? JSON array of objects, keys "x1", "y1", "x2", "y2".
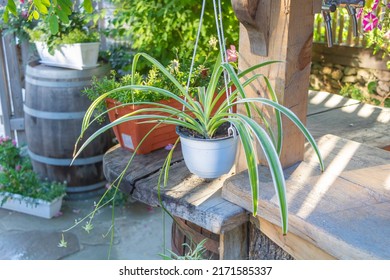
[
  {"x1": 0, "y1": 192, "x2": 63, "y2": 219},
  {"x1": 176, "y1": 126, "x2": 238, "y2": 178},
  {"x1": 35, "y1": 41, "x2": 100, "y2": 70}
]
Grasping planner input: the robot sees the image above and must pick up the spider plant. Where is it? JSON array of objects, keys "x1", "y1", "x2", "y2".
[{"x1": 74, "y1": 52, "x2": 324, "y2": 234}]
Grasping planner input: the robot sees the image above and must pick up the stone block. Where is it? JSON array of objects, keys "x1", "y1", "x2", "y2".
[{"x1": 344, "y1": 67, "x2": 357, "y2": 76}]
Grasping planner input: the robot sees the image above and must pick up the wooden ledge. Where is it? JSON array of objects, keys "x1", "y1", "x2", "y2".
[
  {"x1": 103, "y1": 145, "x2": 248, "y2": 234},
  {"x1": 307, "y1": 90, "x2": 390, "y2": 149},
  {"x1": 222, "y1": 134, "x2": 390, "y2": 259}
]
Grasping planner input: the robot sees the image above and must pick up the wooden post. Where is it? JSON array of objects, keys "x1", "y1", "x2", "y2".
[
  {"x1": 3, "y1": 34, "x2": 27, "y2": 145},
  {"x1": 0, "y1": 32, "x2": 12, "y2": 137},
  {"x1": 232, "y1": 0, "x2": 319, "y2": 169}
]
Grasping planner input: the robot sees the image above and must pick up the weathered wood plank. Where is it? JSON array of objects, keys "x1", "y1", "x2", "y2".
[
  {"x1": 103, "y1": 145, "x2": 248, "y2": 234},
  {"x1": 307, "y1": 93, "x2": 390, "y2": 148},
  {"x1": 103, "y1": 144, "x2": 184, "y2": 194},
  {"x1": 219, "y1": 223, "x2": 249, "y2": 260},
  {"x1": 254, "y1": 217, "x2": 336, "y2": 260},
  {"x1": 3, "y1": 34, "x2": 26, "y2": 144},
  {"x1": 222, "y1": 134, "x2": 390, "y2": 259},
  {"x1": 0, "y1": 33, "x2": 12, "y2": 137},
  {"x1": 248, "y1": 219, "x2": 293, "y2": 260}
]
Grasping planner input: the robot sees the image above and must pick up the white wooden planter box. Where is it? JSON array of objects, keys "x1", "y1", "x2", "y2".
[
  {"x1": 0, "y1": 192, "x2": 63, "y2": 219},
  {"x1": 35, "y1": 41, "x2": 100, "y2": 70}
]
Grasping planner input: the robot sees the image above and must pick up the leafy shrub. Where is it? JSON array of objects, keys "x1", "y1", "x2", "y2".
[
  {"x1": 25, "y1": 12, "x2": 99, "y2": 53},
  {"x1": 105, "y1": 0, "x2": 239, "y2": 72},
  {"x1": 0, "y1": 136, "x2": 66, "y2": 203}
]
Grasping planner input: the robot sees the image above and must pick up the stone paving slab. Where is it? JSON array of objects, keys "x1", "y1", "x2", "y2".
[
  {"x1": 0, "y1": 198, "x2": 172, "y2": 260},
  {"x1": 0, "y1": 231, "x2": 79, "y2": 260}
]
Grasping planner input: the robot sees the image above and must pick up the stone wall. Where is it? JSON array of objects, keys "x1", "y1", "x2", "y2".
[
  {"x1": 310, "y1": 62, "x2": 390, "y2": 104},
  {"x1": 310, "y1": 44, "x2": 390, "y2": 106}
]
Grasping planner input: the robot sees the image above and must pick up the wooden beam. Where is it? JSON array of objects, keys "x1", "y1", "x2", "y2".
[
  {"x1": 254, "y1": 217, "x2": 336, "y2": 260},
  {"x1": 234, "y1": 0, "x2": 316, "y2": 169},
  {"x1": 219, "y1": 222, "x2": 249, "y2": 260}
]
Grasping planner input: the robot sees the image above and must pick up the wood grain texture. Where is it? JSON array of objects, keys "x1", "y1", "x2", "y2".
[
  {"x1": 219, "y1": 223, "x2": 249, "y2": 260},
  {"x1": 307, "y1": 91, "x2": 390, "y2": 149},
  {"x1": 103, "y1": 145, "x2": 248, "y2": 234},
  {"x1": 236, "y1": 0, "x2": 315, "y2": 169},
  {"x1": 223, "y1": 134, "x2": 390, "y2": 259},
  {"x1": 0, "y1": 33, "x2": 12, "y2": 137},
  {"x1": 254, "y1": 217, "x2": 335, "y2": 259},
  {"x1": 2, "y1": 34, "x2": 26, "y2": 144},
  {"x1": 248, "y1": 219, "x2": 293, "y2": 260}
]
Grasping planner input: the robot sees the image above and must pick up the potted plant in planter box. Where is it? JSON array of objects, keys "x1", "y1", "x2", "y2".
[
  {"x1": 25, "y1": 12, "x2": 100, "y2": 70},
  {"x1": 75, "y1": 52, "x2": 324, "y2": 234},
  {"x1": 0, "y1": 136, "x2": 66, "y2": 218}
]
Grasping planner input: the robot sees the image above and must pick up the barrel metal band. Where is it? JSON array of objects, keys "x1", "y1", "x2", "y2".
[
  {"x1": 24, "y1": 104, "x2": 85, "y2": 120},
  {"x1": 28, "y1": 150, "x2": 103, "y2": 166},
  {"x1": 66, "y1": 181, "x2": 107, "y2": 192},
  {"x1": 25, "y1": 75, "x2": 91, "y2": 88}
]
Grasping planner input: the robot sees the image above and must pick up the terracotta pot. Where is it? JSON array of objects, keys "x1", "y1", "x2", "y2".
[{"x1": 106, "y1": 98, "x2": 182, "y2": 154}]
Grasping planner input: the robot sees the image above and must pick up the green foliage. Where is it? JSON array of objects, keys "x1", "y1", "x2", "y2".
[
  {"x1": 160, "y1": 238, "x2": 208, "y2": 260},
  {"x1": 25, "y1": 11, "x2": 100, "y2": 54},
  {"x1": 0, "y1": 136, "x2": 19, "y2": 168},
  {"x1": 340, "y1": 84, "x2": 365, "y2": 101},
  {"x1": 362, "y1": 1, "x2": 390, "y2": 69},
  {"x1": 100, "y1": 44, "x2": 135, "y2": 76},
  {"x1": 0, "y1": 136, "x2": 66, "y2": 204},
  {"x1": 0, "y1": 2, "x2": 36, "y2": 42},
  {"x1": 367, "y1": 80, "x2": 378, "y2": 94},
  {"x1": 83, "y1": 56, "x2": 223, "y2": 122},
  {"x1": 106, "y1": 0, "x2": 239, "y2": 72},
  {"x1": 3, "y1": 0, "x2": 73, "y2": 32}
]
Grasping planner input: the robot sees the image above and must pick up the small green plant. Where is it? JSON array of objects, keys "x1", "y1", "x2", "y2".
[
  {"x1": 25, "y1": 11, "x2": 100, "y2": 54},
  {"x1": 340, "y1": 83, "x2": 365, "y2": 101},
  {"x1": 0, "y1": 136, "x2": 66, "y2": 205},
  {"x1": 160, "y1": 239, "x2": 208, "y2": 260},
  {"x1": 83, "y1": 53, "x2": 226, "y2": 123}
]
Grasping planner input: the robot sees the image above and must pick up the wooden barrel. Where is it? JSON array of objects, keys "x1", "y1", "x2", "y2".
[
  {"x1": 171, "y1": 216, "x2": 220, "y2": 260},
  {"x1": 24, "y1": 61, "x2": 112, "y2": 199}
]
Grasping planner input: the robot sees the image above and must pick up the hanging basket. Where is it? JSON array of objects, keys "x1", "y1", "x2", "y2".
[{"x1": 176, "y1": 125, "x2": 238, "y2": 179}]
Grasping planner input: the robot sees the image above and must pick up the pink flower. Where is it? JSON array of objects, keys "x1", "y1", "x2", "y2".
[
  {"x1": 15, "y1": 165, "x2": 21, "y2": 171},
  {"x1": 372, "y1": 0, "x2": 379, "y2": 10},
  {"x1": 19, "y1": 0, "x2": 25, "y2": 3},
  {"x1": 21, "y1": 11, "x2": 28, "y2": 19},
  {"x1": 357, "y1": 8, "x2": 363, "y2": 19},
  {"x1": 12, "y1": 140, "x2": 17, "y2": 146},
  {"x1": 227, "y1": 45, "x2": 238, "y2": 62},
  {"x1": 363, "y1": 12, "x2": 379, "y2": 32}
]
